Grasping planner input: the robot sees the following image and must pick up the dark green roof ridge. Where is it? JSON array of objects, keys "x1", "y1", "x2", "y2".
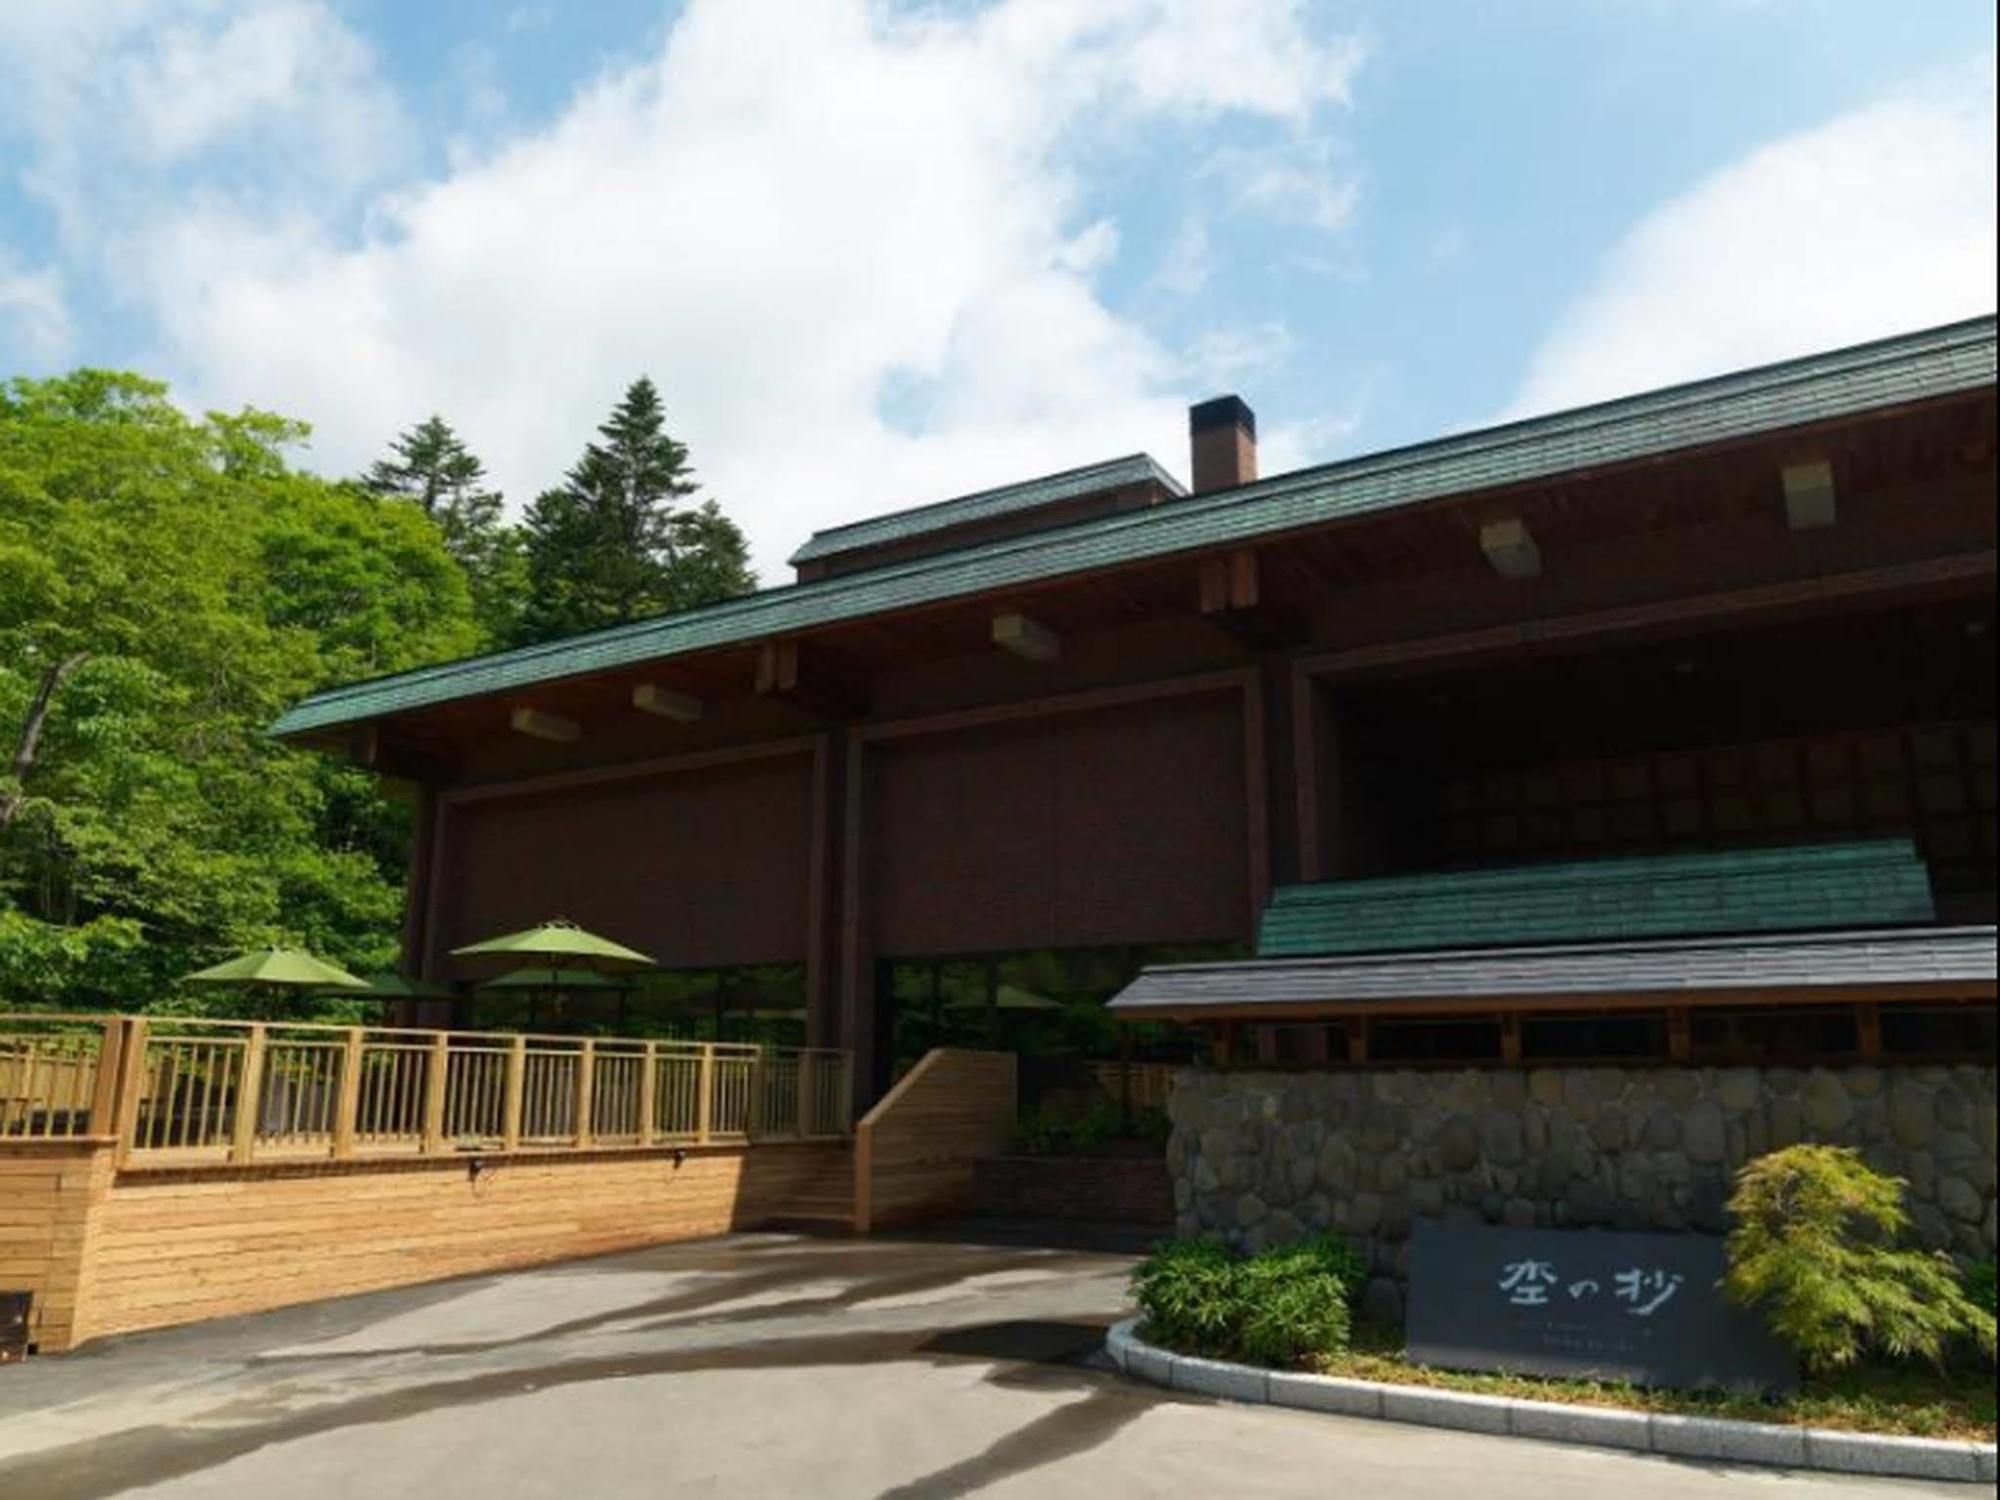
[
  {"x1": 1255, "y1": 840, "x2": 1935, "y2": 959},
  {"x1": 789, "y1": 452, "x2": 1185, "y2": 565},
  {"x1": 274, "y1": 315, "x2": 1997, "y2": 738}
]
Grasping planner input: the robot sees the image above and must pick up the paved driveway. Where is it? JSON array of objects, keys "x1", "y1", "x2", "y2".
[{"x1": 0, "y1": 1229, "x2": 1969, "y2": 1499}]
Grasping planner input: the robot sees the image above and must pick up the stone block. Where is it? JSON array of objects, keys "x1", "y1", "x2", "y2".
[
  {"x1": 1170, "y1": 1354, "x2": 1268, "y2": 1404},
  {"x1": 1683, "y1": 1101, "x2": 1726, "y2": 1164},
  {"x1": 1801, "y1": 1072, "x2": 1854, "y2": 1135},
  {"x1": 1379, "y1": 1386, "x2": 1512, "y2": 1435},
  {"x1": 1508, "y1": 1400, "x2": 1650, "y2": 1453},
  {"x1": 1266, "y1": 1371, "x2": 1384, "y2": 1418},
  {"x1": 1649, "y1": 1413, "x2": 1807, "y2": 1468},
  {"x1": 1804, "y1": 1429, "x2": 1983, "y2": 1481}
]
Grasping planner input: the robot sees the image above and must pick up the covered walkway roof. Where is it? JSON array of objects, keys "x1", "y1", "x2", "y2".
[{"x1": 1105, "y1": 925, "x2": 1998, "y2": 1021}]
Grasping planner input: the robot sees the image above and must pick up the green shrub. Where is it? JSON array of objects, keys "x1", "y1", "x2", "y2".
[
  {"x1": 1723, "y1": 1146, "x2": 1998, "y2": 1374},
  {"x1": 1236, "y1": 1254, "x2": 1353, "y2": 1366},
  {"x1": 1131, "y1": 1233, "x2": 1362, "y2": 1367},
  {"x1": 1966, "y1": 1259, "x2": 1996, "y2": 1319},
  {"x1": 1131, "y1": 1237, "x2": 1241, "y2": 1353}
]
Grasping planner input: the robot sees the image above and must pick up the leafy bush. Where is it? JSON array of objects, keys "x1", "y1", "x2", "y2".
[
  {"x1": 1009, "y1": 1097, "x2": 1131, "y2": 1155},
  {"x1": 1131, "y1": 1233, "x2": 1362, "y2": 1367},
  {"x1": 1131, "y1": 1237, "x2": 1242, "y2": 1353},
  {"x1": 1722, "y1": 1146, "x2": 1997, "y2": 1373},
  {"x1": 1965, "y1": 1259, "x2": 1996, "y2": 1319},
  {"x1": 1236, "y1": 1254, "x2": 1353, "y2": 1366}
]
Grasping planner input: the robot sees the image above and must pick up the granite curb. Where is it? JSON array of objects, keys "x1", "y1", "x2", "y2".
[{"x1": 1103, "y1": 1319, "x2": 1996, "y2": 1484}]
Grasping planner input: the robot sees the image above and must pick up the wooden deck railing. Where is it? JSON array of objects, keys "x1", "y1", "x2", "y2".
[{"x1": 1, "y1": 1012, "x2": 851, "y2": 1166}]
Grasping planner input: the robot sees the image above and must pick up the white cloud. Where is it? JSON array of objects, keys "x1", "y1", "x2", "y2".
[
  {"x1": 1508, "y1": 60, "x2": 1998, "y2": 418},
  {"x1": 0, "y1": 0, "x2": 1365, "y2": 575},
  {"x1": 0, "y1": 252, "x2": 71, "y2": 365},
  {"x1": 1185, "y1": 321, "x2": 1295, "y2": 387}
]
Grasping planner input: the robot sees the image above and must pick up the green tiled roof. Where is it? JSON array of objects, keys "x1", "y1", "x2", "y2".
[
  {"x1": 274, "y1": 315, "x2": 1996, "y2": 738},
  {"x1": 1254, "y1": 841, "x2": 1936, "y2": 959},
  {"x1": 788, "y1": 453, "x2": 1183, "y2": 565}
]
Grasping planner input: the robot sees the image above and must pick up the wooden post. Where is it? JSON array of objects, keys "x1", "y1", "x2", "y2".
[
  {"x1": 695, "y1": 1043, "x2": 715, "y2": 1145},
  {"x1": 638, "y1": 1041, "x2": 657, "y2": 1146},
  {"x1": 1668, "y1": 1008, "x2": 1692, "y2": 1064},
  {"x1": 332, "y1": 1028, "x2": 365, "y2": 1159},
  {"x1": 1501, "y1": 1012, "x2": 1523, "y2": 1065},
  {"x1": 231, "y1": 1025, "x2": 267, "y2": 1164},
  {"x1": 575, "y1": 1039, "x2": 596, "y2": 1148},
  {"x1": 797, "y1": 1051, "x2": 819, "y2": 1138},
  {"x1": 1345, "y1": 1017, "x2": 1368, "y2": 1066},
  {"x1": 88, "y1": 1017, "x2": 125, "y2": 1138},
  {"x1": 1856, "y1": 1003, "x2": 1882, "y2": 1061},
  {"x1": 421, "y1": 1032, "x2": 450, "y2": 1154},
  {"x1": 502, "y1": 1034, "x2": 526, "y2": 1152},
  {"x1": 113, "y1": 1018, "x2": 149, "y2": 1165}
]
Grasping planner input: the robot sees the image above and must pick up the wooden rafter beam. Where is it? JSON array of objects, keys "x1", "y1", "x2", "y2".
[
  {"x1": 632, "y1": 683, "x2": 703, "y2": 722},
  {"x1": 1479, "y1": 516, "x2": 1542, "y2": 579},
  {"x1": 991, "y1": 612, "x2": 1061, "y2": 662},
  {"x1": 508, "y1": 707, "x2": 581, "y2": 744},
  {"x1": 1196, "y1": 548, "x2": 1304, "y2": 649},
  {"x1": 755, "y1": 640, "x2": 865, "y2": 720}
]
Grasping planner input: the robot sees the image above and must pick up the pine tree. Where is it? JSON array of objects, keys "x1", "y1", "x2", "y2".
[
  {"x1": 517, "y1": 378, "x2": 756, "y2": 643},
  {"x1": 363, "y1": 416, "x2": 523, "y2": 644}
]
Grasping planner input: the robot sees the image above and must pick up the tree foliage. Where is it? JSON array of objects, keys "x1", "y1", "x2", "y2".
[
  {"x1": 517, "y1": 377, "x2": 753, "y2": 643},
  {"x1": 0, "y1": 372, "x2": 479, "y2": 1010},
  {"x1": 364, "y1": 415, "x2": 525, "y2": 643},
  {"x1": 1723, "y1": 1145, "x2": 1997, "y2": 1373}
]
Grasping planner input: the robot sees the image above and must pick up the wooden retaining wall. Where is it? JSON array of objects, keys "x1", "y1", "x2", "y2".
[
  {"x1": 2, "y1": 1139, "x2": 843, "y2": 1352},
  {"x1": 0, "y1": 1139, "x2": 115, "y2": 1354},
  {"x1": 854, "y1": 1049, "x2": 1016, "y2": 1232}
]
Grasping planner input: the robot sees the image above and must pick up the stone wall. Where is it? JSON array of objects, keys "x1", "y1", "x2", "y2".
[{"x1": 1166, "y1": 1064, "x2": 1998, "y2": 1325}]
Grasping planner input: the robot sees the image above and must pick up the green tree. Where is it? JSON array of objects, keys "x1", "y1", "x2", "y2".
[
  {"x1": 363, "y1": 415, "x2": 525, "y2": 644},
  {"x1": 1723, "y1": 1145, "x2": 1997, "y2": 1372},
  {"x1": 0, "y1": 370, "x2": 478, "y2": 1011},
  {"x1": 517, "y1": 377, "x2": 754, "y2": 643}
]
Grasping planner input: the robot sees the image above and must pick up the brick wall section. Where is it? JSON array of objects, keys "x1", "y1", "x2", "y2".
[
  {"x1": 972, "y1": 1155, "x2": 1173, "y2": 1226},
  {"x1": 0, "y1": 1139, "x2": 114, "y2": 1353},
  {"x1": 0, "y1": 1140, "x2": 841, "y2": 1352}
]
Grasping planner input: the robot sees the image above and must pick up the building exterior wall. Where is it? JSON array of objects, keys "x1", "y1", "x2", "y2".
[
  {"x1": 428, "y1": 746, "x2": 818, "y2": 976},
  {"x1": 1166, "y1": 1063, "x2": 1998, "y2": 1324},
  {"x1": 868, "y1": 691, "x2": 1251, "y2": 955}
]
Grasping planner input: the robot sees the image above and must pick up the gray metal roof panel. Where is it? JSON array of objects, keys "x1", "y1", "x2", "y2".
[
  {"x1": 788, "y1": 453, "x2": 1184, "y2": 564},
  {"x1": 1107, "y1": 926, "x2": 1998, "y2": 1014},
  {"x1": 274, "y1": 315, "x2": 1997, "y2": 738}
]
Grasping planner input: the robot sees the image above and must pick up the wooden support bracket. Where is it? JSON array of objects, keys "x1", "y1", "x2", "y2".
[
  {"x1": 756, "y1": 640, "x2": 864, "y2": 719},
  {"x1": 1197, "y1": 549, "x2": 1304, "y2": 649}
]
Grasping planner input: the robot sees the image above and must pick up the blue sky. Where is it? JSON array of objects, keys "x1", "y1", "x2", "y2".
[{"x1": 1, "y1": 1, "x2": 1994, "y2": 574}]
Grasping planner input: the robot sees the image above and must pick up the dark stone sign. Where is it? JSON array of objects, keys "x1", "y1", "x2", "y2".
[{"x1": 1406, "y1": 1222, "x2": 1795, "y2": 1393}]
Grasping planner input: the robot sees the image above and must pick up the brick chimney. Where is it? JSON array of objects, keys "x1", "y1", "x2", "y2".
[{"x1": 1189, "y1": 395, "x2": 1257, "y2": 493}]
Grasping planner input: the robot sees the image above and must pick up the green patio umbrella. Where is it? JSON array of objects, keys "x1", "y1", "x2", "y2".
[
  {"x1": 477, "y1": 966, "x2": 632, "y2": 993},
  {"x1": 187, "y1": 948, "x2": 369, "y2": 991},
  {"x1": 450, "y1": 919, "x2": 655, "y2": 969},
  {"x1": 944, "y1": 983, "x2": 1063, "y2": 1013},
  {"x1": 329, "y1": 972, "x2": 455, "y2": 1001}
]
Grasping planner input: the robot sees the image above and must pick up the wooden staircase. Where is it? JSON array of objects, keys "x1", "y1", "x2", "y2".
[{"x1": 767, "y1": 1141, "x2": 857, "y2": 1232}]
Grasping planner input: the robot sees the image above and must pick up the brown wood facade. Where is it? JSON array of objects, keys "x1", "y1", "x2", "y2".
[{"x1": 341, "y1": 382, "x2": 1993, "y2": 1102}]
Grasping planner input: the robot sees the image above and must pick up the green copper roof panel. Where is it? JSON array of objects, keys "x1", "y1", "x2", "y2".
[
  {"x1": 789, "y1": 453, "x2": 1184, "y2": 565},
  {"x1": 1254, "y1": 840, "x2": 1936, "y2": 959},
  {"x1": 274, "y1": 316, "x2": 1996, "y2": 738}
]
